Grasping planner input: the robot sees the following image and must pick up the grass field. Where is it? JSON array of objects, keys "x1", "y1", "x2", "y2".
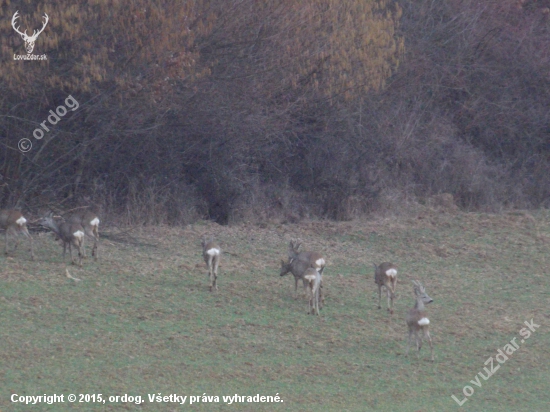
[{"x1": 1, "y1": 210, "x2": 549, "y2": 411}]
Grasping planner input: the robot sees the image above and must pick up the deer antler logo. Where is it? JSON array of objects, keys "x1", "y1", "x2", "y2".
[{"x1": 12, "y1": 11, "x2": 49, "y2": 54}]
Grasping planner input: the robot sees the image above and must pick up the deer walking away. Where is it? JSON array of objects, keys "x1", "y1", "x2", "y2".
[
  {"x1": 202, "y1": 237, "x2": 221, "y2": 292},
  {"x1": 38, "y1": 212, "x2": 85, "y2": 267},
  {"x1": 374, "y1": 262, "x2": 397, "y2": 314},
  {"x1": 303, "y1": 268, "x2": 322, "y2": 315},
  {"x1": 0, "y1": 209, "x2": 34, "y2": 260},
  {"x1": 66, "y1": 210, "x2": 100, "y2": 260}
]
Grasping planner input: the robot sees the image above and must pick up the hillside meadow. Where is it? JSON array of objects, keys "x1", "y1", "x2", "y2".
[{"x1": 1, "y1": 210, "x2": 549, "y2": 411}]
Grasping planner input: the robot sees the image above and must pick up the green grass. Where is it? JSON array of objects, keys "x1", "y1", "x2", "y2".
[{"x1": 1, "y1": 211, "x2": 549, "y2": 411}]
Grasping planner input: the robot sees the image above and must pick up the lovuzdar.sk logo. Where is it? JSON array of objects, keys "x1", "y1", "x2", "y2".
[{"x1": 12, "y1": 10, "x2": 48, "y2": 60}]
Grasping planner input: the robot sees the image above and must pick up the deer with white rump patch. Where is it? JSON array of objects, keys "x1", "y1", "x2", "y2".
[
  {"x1": 202, "y1": 237, "x2": 221, "y2": 291},
  {"x1": 281, "y1": 240, "x2": 326, "y2": 304},
  {"x1": 0, "y1": 209, "x2": 34, "y2": 260},
  {"x1": 66, "y1": 210, "x2": 100, "y2": 260},
  {"x1": 374, "y1": 262, "x2": 398, "y2": 314},
  {"x1": 406, "y1": 280, "x2": 434, "y2": 361},
  {"x1": 38, "y1": 212, "x2": 85, "y2": 267},
  {"x1": 303, "y1": 268, "x2": 322, "y2": 315}
]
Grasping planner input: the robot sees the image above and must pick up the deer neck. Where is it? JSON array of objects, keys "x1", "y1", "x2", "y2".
[
  {"x1": 415, "y1": 296, "x2": 425, "y2": 312},
  {"x1": 47, "y1": 220, "x2": 63, "y2": 236}
]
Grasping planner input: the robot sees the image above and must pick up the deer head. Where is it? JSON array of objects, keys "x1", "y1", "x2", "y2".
[{"x1": 12, "y1": 11, "x2": 49, "y2": 54}]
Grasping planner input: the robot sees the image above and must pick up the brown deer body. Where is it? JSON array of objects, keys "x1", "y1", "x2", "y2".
[
  {"x1": 406, "y1": 280, "x2": 434, "y2": 361},
  {"x1": 202, "y1": 238, "x2": 221, "y2": 292},
  {"x1": 66, "y1": 210, "x2": 100, "y2": 259},
  {"x1": 38, "y1": 212, "x2": 85, "y2": 267},
  {"x1": 374, "y1": 262, "x2": 397, "y2": 314},
  {"x1": 0, "y1": 209, "x2": 34, "y2": 260}
]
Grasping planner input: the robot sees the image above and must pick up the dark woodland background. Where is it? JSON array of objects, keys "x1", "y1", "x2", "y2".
[{"x1": 1, "y1": 0, "x2": 549, "y2": 224}]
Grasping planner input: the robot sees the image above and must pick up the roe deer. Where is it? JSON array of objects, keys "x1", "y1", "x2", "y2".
[
  {"x1": 280, "y1": 253, "x2": 325, "y2": 301},
  {"x1": 288, "y1": 239, "x2": 325, "y2": 274},
  {"x1": 202, "y1": 237, "x2": 220, "y2": 292},
  {"x1": 374, "y1": 262, "x2": 398, "y2": 314},
  {"x1": 38, "y1": 212, "x2": 85, "y2": 267},
  {"x1": 406, "y1": 280, "x2": 434, "y2": 361},
  {"x1": 285, "y1": 239, "x2": 326, "y2": 305},
  {"x1": 303, "y1": 268, "x2": 322, "y2": 315},
  {"x1": 0, "y1": 209, "x2": 34, "y2": 260},
  {"x1": 66, "y1": 210, "x2": 100, "y2": 259},
  {"x1": 280, "y1": 258, "x2": 309, "y2": 298}
]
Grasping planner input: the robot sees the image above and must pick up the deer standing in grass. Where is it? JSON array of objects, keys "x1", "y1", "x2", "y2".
[
  {"x1": 374, "y1": 262, "x2": 397, "y2": 314},
  {"x1": 0, "y1": 209, "x2": 34, "y2": 260},
  {"x1": 202, "y1": 237, "x2": 221, "y2": 292},
  {"x1": 303, "y1": 268, "x2": 322, "y2": 315},
  {"x1": 281, "y1": 240, "x2": 326, "y2": 304},
  {"x1": 406, "y1": 280, "x2": 434, "y2": 361},
  {"x1": 38, "y1": 212, "x2": 85, "y2": 267},
  {"x1": 66, "y1": 210, "x2": 100, "y2": 260}
]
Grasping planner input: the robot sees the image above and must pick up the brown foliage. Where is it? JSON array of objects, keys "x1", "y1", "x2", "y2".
[{"x1": 0, "y1": 0, "x2": 548, "y2": 223}]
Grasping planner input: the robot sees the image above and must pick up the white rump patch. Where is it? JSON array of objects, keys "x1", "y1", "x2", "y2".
[
  {"x1": 206, "y1": 248, "x2": 220, "y2": 256},
  {"x1": 90, "y1": 217, "x2": 100, "y2": 226},
  {"x1": 386, "y1": 268, "x2": 397, "y2": 278},
  {"x1": 16, "y1": 216, "x2": 27, "y2": 226},
  {"x1": 73, "y1": 231, "x2": 85, "y2": 240},
  {"x1": 304, "y1": 274, "x2": 316, "y2": 281},
  {"x1": 418, "y1": 317, "x2": 430, "y2": 326},
  {"x1": 315, "y1": 258, "x2": 325, "y2": 267}
]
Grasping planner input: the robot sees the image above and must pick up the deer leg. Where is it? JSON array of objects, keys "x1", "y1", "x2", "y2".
[
  {"x1": 12, "y1": 230, "x2": 21, "y2": 252},
  {"x1": 207, "y1": 256, "x2": 213, "y2": 292},
  {"x1": 63, "y1": 241, "x2": 67, "y2": 261},
  {"x1": 377, "y1": 285, "x2": 382, "y2": 309},
  {"x1": 77, "y1": 242, "x2": 83, "y2": 267},
  {"x1": 208, "y1": 255, "x2": 214, "y2": 292},
  {"x1": 92, "y1": 230, "x2": 99, "y2": 260},
  {"x1": 314, "y1": 286, "x2": 320, "y2": 315},
  {"x1": 308, "y1": 288, "x2": 313, "y2": 314},
  {"x1": 23, "y1": 227, "x2": 34, "y2": 260},
  {"x1": 68, "y1": 242, "x2": 74, "y2": 265},
  {"x1": 80, "y1": 231, "x2": 88, "y2": 258},
  {"x1": 4, "y1": 230, "x2": 9, "y2": 255},
  {"x1": 212, "y1": 256, "x2": 219, "y2": 291},
  {"x1": 425, "y1": 330, "x2": 434, "y2": 361},
  {"x1": 416, "y1": 331, "x2": 422, "y2": 358},
  {"x1": 406, "y1": 329, "x2": 413, "y2": 357}
]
